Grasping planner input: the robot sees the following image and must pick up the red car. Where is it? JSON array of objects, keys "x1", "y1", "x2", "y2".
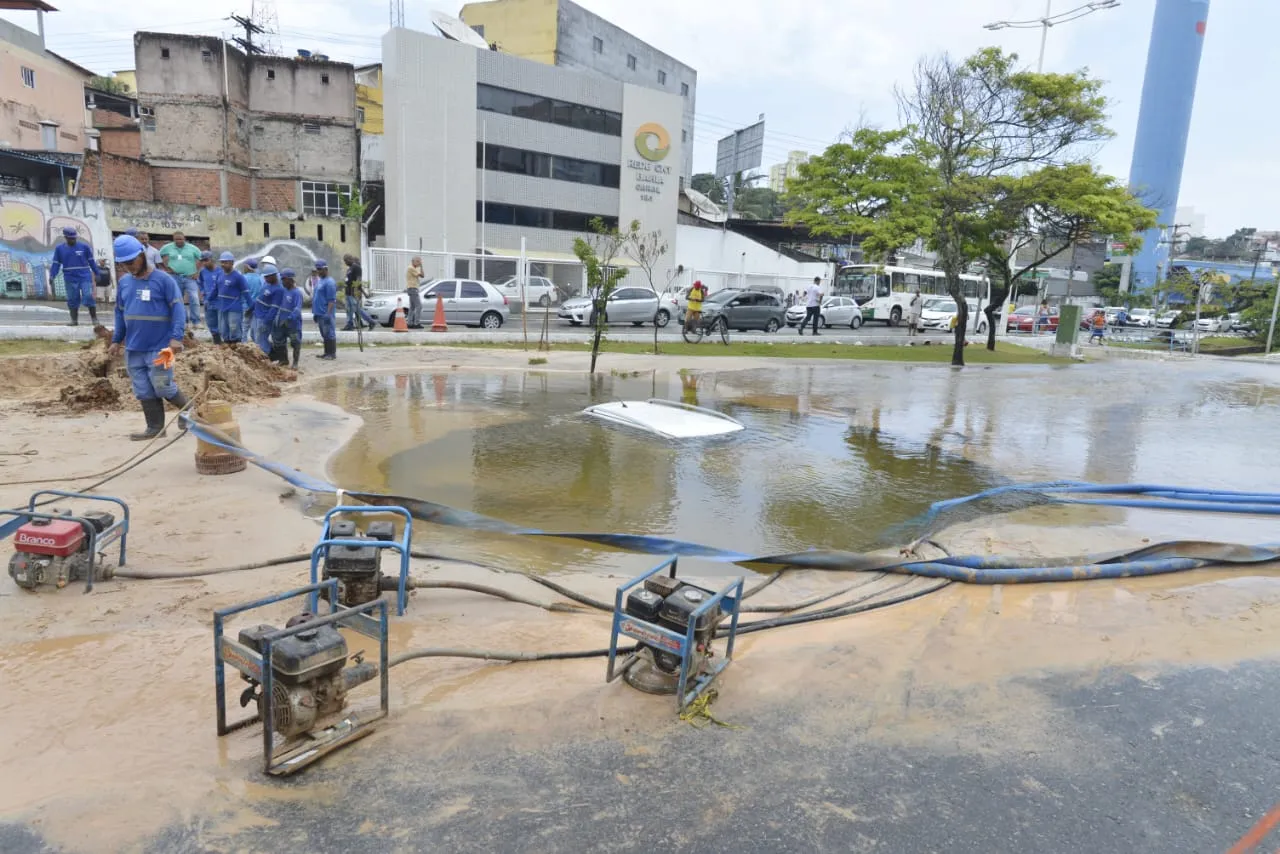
[{"x1": 1006, "y1": 306, "x2": 1059, "y2": 333}]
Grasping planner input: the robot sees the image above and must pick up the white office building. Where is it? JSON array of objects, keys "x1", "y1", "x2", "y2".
[{"x1": 382, "y1": 27, "x2": 683, "y2": 287}]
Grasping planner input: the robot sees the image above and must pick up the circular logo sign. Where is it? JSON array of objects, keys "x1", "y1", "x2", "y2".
[{"x1": 634, "y1": 123, "x2": 671, "y2": 163}]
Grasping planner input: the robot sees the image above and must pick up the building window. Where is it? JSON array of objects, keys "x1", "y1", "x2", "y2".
[
  {"x1": 236, "y1": 221, "x2": 243, "y2": 236},
  {"x1": 264, "y1": 223, "x2": 271, "y2": 238},
  {"x1": 289, "y1": 223, "x2": 296, "y2": 239},
  {"x1": 20, "y1": 66, "x2": 35, "y2": 88},
  {"x1": 141, "y1": 116, "x2": 156, "y2": 132},
  {"x1": 477, "y1": 84, "x2": 622, "y2": 137},
  {"x1": 681, "y1": 130, "x2": 687, "y2": 143},
  {"x1": 478, "y1": 201, "x2": 616, "y2": 234},
  {"x1": 201, "y1": 49, "x2": 213, "y2": 62},
  {"x1": 657, "y1": 70, "x2": 666, "y2": 85},
  {"x1": 161, "y1": 47, "x2": 170, "y2": 59},
  {"x1": 317, "y1": 224, "x2": 324, "y2": 241},
  {"x1": 356, "y1": 106, "x2": 365, "y2": 124},
  {"x1": 303, "y1": 122, "x2": 321, "y2": 135},
  {"x1": 340, "y1": 224, "x2": 347, "y2": 242},
  {"x1": 681, "y1": 82, "x2": 689, "y2": 97},
  {"x1": 267, "y1": 68, "x2": 275, "y2": 80},
  {"x1": 321, "y1": 73, "x2": 330, "y2": 85},
  {"x1": 592, "y1": 36, "x2": 603, "y2": 54},
  {"x1": 301, "y1": 181, "x2": 351, "y2": 217},
  {"x1": 40, "y1": 123, "x2": 57, "y2": 151},
  {"x1": 626, "y1": 54, "x2": 636, "y2": 70},
  {"x1": 477, "y1": 142, "x2": 620, "y2": 189}
]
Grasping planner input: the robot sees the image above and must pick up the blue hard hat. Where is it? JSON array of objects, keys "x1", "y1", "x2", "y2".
[
  {"x1": 219, "y1": 251, "x2": 235, "y2": 262},
  {"x1": 261, "y1": 264, "x2": 279, "y2": 277},
  {"x1": 113, "y1": 235, "x2": 144, "y2": 263},
  {"x1": 199, "y1": 250, "x2": 213, "y2": 260},
  {"x1": 314, "y1": 259, "x2": 328, "y2": 269},
  {"x1": 62, "y1": 226, "x2": 77, "y2": 237},
  {"x1": 125, "y1": 227, "x2": 138, "y2": 236},
  {"x1": 280, "y1": 268, "x2": 296, "y2": 279},
  {"x1": 245, "y1": 259, "x2": 259, "y2": 269}
]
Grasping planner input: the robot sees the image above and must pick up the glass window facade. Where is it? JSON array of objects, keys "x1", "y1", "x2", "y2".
[
  {"x1": 477, "y1": 202, "x2": 617, "y2": 234},
  {"x1": 477, "y1": 84, "x2": 622, "y2": 137},
  {"x1": 477, "y1": 143, "x2": 620, "y2": 189}
]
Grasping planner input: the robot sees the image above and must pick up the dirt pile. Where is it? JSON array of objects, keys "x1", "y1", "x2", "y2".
[{"x1": 0, "y1": 332, "x2": 297, "y2": 412}]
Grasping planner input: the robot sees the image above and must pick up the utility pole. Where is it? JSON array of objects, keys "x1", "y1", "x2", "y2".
[
  {"x1": 984, "y1": 1, "x2": 1121, "y2": 73},
  {"x1": 230, "y1": 13, "x2": 265, "y2": 54}
]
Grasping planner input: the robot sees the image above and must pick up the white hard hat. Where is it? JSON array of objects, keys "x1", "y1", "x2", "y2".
[{"x1": 261, "y1": 255, "x2": 277, "y2": 266}]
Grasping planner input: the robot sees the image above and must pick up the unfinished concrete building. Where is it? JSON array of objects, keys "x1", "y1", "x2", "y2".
[{"x1": 132, "y1": 32, "x2": 357, "y2": 213}]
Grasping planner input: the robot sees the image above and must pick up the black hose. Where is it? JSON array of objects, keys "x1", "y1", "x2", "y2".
[
  {"x1": 389, "y1": 645, "x2": 633, "y2": 668},
  {"x1": 113, "y1": 553, "x2": 311, "y2": 579},
  {"x1": 728, "y1": 578, "x2": 952, "y2": 636},
  {"x1": 402, "y1": 579, "x2": 584, "y2": 612},
  {"x1": 740, "y1": 571, "x2": 888, "y2": 614}
]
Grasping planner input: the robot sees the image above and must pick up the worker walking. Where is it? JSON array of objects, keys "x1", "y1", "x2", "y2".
[
  {"x1": 215, "y1": 252, "x2": 249, "y2": 343},
  {"x1": 49, "y1": 226, "x2": 101, "y2": 327},
  {"x1": 107, "y1": 235, "x2": 188, "y2": 441},
  {"x1": 252, "y1": 264, "x2": 284, "y2": 355},
  {"x1": 159, "y1": 231, "x2": 204, "y2": 330},
  {"x1": 198, "y1": 251, "x2": 222, "y2": 344},
  {"x1": 406, "y1": 257, "x2": 425, "y2": 328},
  {"x1": 273, "y1": 268, "x2": 304, "y2": 368},
  {"x1": 312, "y1": 259, "x2": 338, "y2": 360},
  {"x1": 341, "y1": 254, "x2": 375, "y2": 330}
]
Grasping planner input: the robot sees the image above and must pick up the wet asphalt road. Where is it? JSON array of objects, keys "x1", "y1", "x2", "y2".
[{"x1": 6, "y1": 660, "x2": 1275, "y2": 853}]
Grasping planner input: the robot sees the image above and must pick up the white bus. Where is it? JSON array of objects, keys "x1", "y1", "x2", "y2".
[{"x1": 833, "y1": 264, "x2": 995, "y2": 332}]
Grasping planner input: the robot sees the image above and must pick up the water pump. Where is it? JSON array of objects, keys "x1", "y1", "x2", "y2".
[{"x1": 3, "y1": 492, "x2": 129, "y2": 593}]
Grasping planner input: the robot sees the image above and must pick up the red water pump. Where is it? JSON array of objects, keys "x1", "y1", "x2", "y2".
[{"x1": 4, "y1": 492, "x2": 129, "y2": 592}]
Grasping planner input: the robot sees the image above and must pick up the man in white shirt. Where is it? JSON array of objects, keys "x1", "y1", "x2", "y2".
[{"x1": 799, "y1": 276, "x2": 823, "y2": 336}]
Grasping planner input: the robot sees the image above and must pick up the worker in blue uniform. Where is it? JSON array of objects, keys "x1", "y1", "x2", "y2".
[
  {"x1": 273, "y1": 268, "x2": 304, "y2": 368},
  {"x1": 312, "y1": 259, "x2": 338, "y2": 360},
  {"x1": 242, "y1": 259, "x2": 263, "y2": 344},
  {"x1": 216, "y1": 253, "x2": 249, "y2": 344},
  {"x1": 252, "y1": 264, "x2": 283, "y2": 355},
  {"x1": 199, "y1": 251, "x2": 223, "y2": 344},
  {"x1": 108, "y1": 235, "x2": 188, "y2": 441},
  {"x1": 49, "y1": 226, "x2": 101, "y2": 327}
]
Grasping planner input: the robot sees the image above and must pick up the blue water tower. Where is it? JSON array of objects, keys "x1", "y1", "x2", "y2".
[{"x1": 1127, "y1": 0, "x2": 1211, "y2": 289}]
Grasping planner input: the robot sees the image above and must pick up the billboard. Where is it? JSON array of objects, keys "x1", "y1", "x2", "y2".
[{"x1": 715, "y1": 120, "x2": 765, "y2": 179}]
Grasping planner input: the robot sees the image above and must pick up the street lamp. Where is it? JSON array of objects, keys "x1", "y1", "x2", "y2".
[{"x1": 984, "y1": 0, "x2": 1122, "y2": 72}]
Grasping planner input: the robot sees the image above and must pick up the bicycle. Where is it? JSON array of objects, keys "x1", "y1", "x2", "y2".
[{"x1": 682, "y1": 314, "x2": 730, "y2": 345}]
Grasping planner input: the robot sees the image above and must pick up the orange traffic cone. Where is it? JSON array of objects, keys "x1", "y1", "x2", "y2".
[
  {"x1": 393, "y1": 306, "x2": 409, "y2": 333},
  {"x1": 430, "y1": 294, "x2": 448, "y2": 332}
]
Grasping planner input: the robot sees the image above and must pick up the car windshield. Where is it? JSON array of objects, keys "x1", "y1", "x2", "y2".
[
  {"x1": 706, "y1": 290, "x2": 738, "y2": 304},
  {"x1": 1131, "y1": 309, "x2": 1153, "y2": 316},
  {"x1": 1012, "y1": 306, "x2": 1037, "y2": 316},
  {"x1": 925, "y1": 299, "x2": 957, "y2": 312}
]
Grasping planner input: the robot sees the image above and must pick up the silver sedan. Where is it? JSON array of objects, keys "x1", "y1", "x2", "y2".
[
  {"x1": 785, "y1": 297, "x2": 864, "y2": 329},
  {"x1": 558, "y1": 287, "x2": 664, "y2": 326}
]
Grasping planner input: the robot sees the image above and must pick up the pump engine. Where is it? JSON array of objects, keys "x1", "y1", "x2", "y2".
[
  {"x1": 321, "y1": 520, "x2": 396, "y2": 607},
  {"x1": 235, "y1": 613, "x2": 378, "y2": 738},
  {"x1": 622, "y1": 576, "x2": 722, "y2": 693},
  {"x1": 8, "y1": 511, "x2": 116, "y2": 591}
]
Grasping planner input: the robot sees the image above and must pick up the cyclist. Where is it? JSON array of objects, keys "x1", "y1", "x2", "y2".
[{"x1": 684, "y1": 280, "x2": 708, "y2": 334}]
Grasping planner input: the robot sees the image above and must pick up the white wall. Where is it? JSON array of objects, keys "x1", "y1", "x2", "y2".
[{"x1": 671, "y1": 225, "x2": 829, "y2": 294}]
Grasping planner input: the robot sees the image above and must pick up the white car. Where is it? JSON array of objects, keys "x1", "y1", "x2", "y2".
[
  {"x1": 493, "y1": 275, "x2": 558, "y2": 307},
  {"x1": 1156, "y1": 310, "x2": 1183, "y2": 328},
  {"x1": 1194, "y1": 314, "x2": 1231, "y2": 333},
  {"x1": 364, "y1": 278, "x2": 510, "y2": 329},
  {"x1": 785, "y1": 297, "x2": 864, "y2": 329},
  {"x1": 1127, "y1": 308, "x2": 1156, "y2": 328}
]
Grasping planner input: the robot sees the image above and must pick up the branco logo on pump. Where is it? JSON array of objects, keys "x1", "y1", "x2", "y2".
[{"x1": 634, "y1": 123, "x2": 671, "y2": 162}]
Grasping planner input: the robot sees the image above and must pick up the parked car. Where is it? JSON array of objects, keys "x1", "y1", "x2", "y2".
[
  {"x1": 1156, "y1": 310, "x2": 1183, "y2": 328},
  {"x1": 559, "y1": 287, "x2": 664, "y2": 326},
  {"x1": 1006, "y1": 305, "x2": 1059, "y2": 333},
  {"x1": 785, "y1": 296, "x2": 864, "y2": 329},
  {"x1": 493, "y1": 275, "x2": 558, "y2": 307},
  {"x1": 1194, "y1": 314, "x2": 1232, "y2": 333},
  {"x1": 1103, "y1": 306, "x2": 1129, "y2": 326},
  {"x1": 1127, "y1": 308, "x2": 1156, "y2": 328},
  {"x1": 689, "y1": 289, "x2": 785, "y2": 333},
  {"x1": 918, "y1": 298, "x2": 964, "y2": 332},
  {"x1": 1229, "y1": 312, "x2": 1251, "y2": 333},
  {"x1": 364, "y1": 278, "x2": 509, "y2": 328}
]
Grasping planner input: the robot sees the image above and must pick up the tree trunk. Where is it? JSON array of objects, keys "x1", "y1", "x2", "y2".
[
  {"x1": 589, "y1": 298, "x2": 606, "y2": 372},
  {"x1": 986, "y1": 285, "x2": 1010, "y2": 351},
  {"x1": 948, "y1": 281, "x2": 967, "y2": 367}
]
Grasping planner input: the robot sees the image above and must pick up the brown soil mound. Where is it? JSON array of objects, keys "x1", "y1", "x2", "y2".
[{"x1": 0, "y1": 332, "x2": 296, "y2": 413}]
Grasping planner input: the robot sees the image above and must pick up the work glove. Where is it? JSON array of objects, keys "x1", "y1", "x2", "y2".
[{"x1": 152, "y1": 348, "x2": 175, "y2": 369}]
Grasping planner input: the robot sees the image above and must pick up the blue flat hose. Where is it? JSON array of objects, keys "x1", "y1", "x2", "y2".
[{"x1": 180, "y1": 417, "x2": 1280, "y2": 585}]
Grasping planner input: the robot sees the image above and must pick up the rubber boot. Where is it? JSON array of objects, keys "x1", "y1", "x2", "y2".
[
  {"x1": 166, "y1": 391, "x2": 191, "y2": 431},
  {"x1": 68, "y1": 307, "x2": 79, "y2": 327},
  {"x1": 290, "y1": 342, "x2": 300, "y2": 369},
  {"x1": 87, "y1": 306, "x2": 99, "y2": 325},
  {"x1": 211, "y1": 331, "x2": 223, "y2": 345},
  {"x1": 129, "y1": 398, "x2": 166, "y2": 441},
  {"x1": 325, "y1": 338, "x2": 337, "y2": 360}
]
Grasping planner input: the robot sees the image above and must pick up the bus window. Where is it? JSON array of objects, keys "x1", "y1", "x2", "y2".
[
  {"x1": 876, "y1": 274, "x2": 891, "y2": 299},
  {"x1": 835, "y1": 268, "x2": 879, "y2": 304},
  {"x1": 961, "y1": 279, "x2": 981, "y2": 299}
]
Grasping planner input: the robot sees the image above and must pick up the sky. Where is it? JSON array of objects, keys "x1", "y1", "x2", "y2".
[{"x1": 9, "y1": 0, "x2": 1275, "y2": 236}]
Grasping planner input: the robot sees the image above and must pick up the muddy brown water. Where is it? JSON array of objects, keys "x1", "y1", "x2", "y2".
[{"x1": 316, "y1": 359, "x2": 1280, "y2": 575}]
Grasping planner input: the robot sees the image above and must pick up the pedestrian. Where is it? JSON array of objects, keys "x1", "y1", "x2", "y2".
[
  {"x1": 49, "y1": 226, "x2": 100, "y2": 327},
  {"x1": 107, "y1": 235, "x2": 189, "y2": 441},
  {"x1": 684, "y1": 279, "x2": 708, "y2": 334},
  {"x1": 158, "y1": 230, "x2": 204, "y2": 331},
  {"x1": 341, "y1": 254, "x2": 375, "y2": 330},
  {"x1": 215, "y1": 253, "x2": 249, "y2": 343},
  {"x1": 198, "y1": 251, "x2": 222, "y2": 344},
  {"x1": 1089, "y1": 310, "x2": 1106, "y2": 344},
  {"x1": 784, "y1": 291, "x2": 794, "y2": 309},
  {"x1": 907, "y1": 286, "x2": 922, "y2": 337},
  {"x1": 252, "y1": 264, "x2": 284, "y2": 355},
  {"x1": 1036, "y1": 298, "x2": 1050, "y2": 334},
  {"x1": 405, "y1": 257, "x2": 425, "y2": 328},
  {"x1": 799, "y1": 276, "x2": 822, "y2": 336},
  {"x1": 125, "y1": 228, "x2": 164, "y2": 272},
  {"x1": 312, "y1": 259, "x2": 338, "y2": 360},
  {"x1": 241, "y1": 259, "x2": 263, "y2": 343},
  {"x1": 273, "y1": 268, "x2": 304, "y2": 368}
]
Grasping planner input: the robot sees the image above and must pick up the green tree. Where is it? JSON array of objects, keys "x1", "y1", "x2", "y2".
[
  {"x1": 734, "y1": 186, "x2": 784, "y2": 220},
  {"x1": 573, "y1": 218, "x2": 634, "y2": 373},
  {"x1": 782, "y1": 127, "x2": 935, "y2": 260},
  {"x1": 88, "y1": 75, "x2": 130, "y2": 95},
  {"x1": 623, "y1": 225, "x2": 669, "y2": 355},
  {"x1": 898, "y1": 48, "x2": 1113, "y2": 365},
  {"x1": 690, "y1": 173, "x2": 725, "y2": 205},
  {"x1": 1182, "y1": 236, "x2": 1213, "y2": 258},
  {"x1": 971, "y1": 164, "x2": 1156, "y2": 350}
]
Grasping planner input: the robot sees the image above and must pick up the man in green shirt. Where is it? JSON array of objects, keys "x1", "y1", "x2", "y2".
[{"x1": 160, "y1": 230, "x2": 205, "y2": 330}]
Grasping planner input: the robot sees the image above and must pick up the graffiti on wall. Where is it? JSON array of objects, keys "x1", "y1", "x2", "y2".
[{"x1": 0, "y1": 194, "x2": 111, "y2": 299}]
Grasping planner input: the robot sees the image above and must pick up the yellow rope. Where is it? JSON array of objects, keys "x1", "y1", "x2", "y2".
[{"x1": 678, "y1": 689, "x2": 742, "y2": 730}]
